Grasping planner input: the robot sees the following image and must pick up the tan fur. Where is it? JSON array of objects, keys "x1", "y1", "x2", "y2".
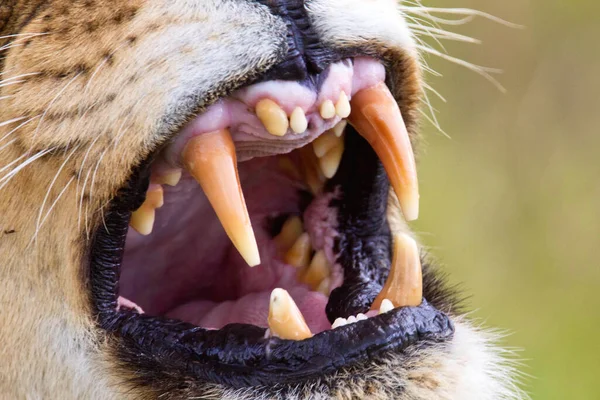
[{"x1": 0, "y1": 1, "x2": 523, "y2": 398}]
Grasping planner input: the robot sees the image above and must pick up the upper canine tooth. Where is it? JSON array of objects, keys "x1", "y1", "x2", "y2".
[
  {"x1": 371, "y1": 234, "x2": 423, "y2": 311},
  {"x1": 348, "y1": 82, "x2": 419, "y2": 221},
  {"x1": 182, "y1": 129, "x2": 260, "y2": 267},
  {"x1": 256, "y1": 99, "x2": 289, "y2": 137},
  {"x1": 275, "y1": 216, "x2": 303, "y2": 251},
  {"x1": 319, "y1": 100, "x2": 336, "y2": 119},
  {"x1": 130, "y1": 185, "x2": 164, "y2": 235},
  {"x1": 290, "y1": 107, "x2": 308, "y2": 134},
  {"x1": 335, "y1": 91, "x2": 351, "y2": 118},
  {"x1": 283, "y1": 232, "x2": 312, "y2": 268},
  {"x1": 268, "y1": 288, "x2": 313, "y2": 340}
]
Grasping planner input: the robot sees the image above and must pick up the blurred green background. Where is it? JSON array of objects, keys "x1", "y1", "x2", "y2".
[{"x1": 413, "y1": 1, "x2": 600, "y2": 399}]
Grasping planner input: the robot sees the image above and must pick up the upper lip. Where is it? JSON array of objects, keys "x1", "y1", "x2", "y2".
[{"x1": 88, "y1": 58, "x2": 454, "y2": 387}]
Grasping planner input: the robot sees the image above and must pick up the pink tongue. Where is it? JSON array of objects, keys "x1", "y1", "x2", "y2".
[{"x1": 168, "y1": 286, "x2": 331, "y2": 334}]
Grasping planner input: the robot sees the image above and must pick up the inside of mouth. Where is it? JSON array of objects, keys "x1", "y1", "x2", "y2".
[{"x1": 119, "y1": 143, "x2": 345, "y2": 333}]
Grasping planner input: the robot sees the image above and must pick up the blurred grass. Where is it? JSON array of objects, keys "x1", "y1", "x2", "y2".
[{"x1": 413, "y1": 1, "x2": 600, "y2": 398}]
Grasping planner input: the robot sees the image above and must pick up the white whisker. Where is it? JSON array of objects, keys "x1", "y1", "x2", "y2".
[
  {"x1": 0, "y1": 115, "x2": 41, "y2": 143},
  {"x1": 0, "y1": 147, "x2": 55, "y2": 190},
  {"x1": 0, "y1": 116, "x2": 28, "y2": 128}
]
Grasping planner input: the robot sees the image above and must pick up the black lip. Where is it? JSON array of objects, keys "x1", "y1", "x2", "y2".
[{"x1": 88, "y1": 127, "x2": 454, "y2": 388}]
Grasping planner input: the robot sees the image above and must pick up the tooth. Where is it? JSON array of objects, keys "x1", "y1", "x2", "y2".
[
  {"x1": 319, "y1": 100, "x2": 336, "y2": 119},
  {"x1": 268, "y1": 288, "x2": 313, "y2": 340},
  {"x1": 379, "y1": 299, "x2": 394, "y2": 314},
  {"x1": 156, "y1": 170, "x2": 182, "y2": 187},
  {"x1": 283, "y1": 232, "x2": 312, "y2": 268},
  {"x1": 316, "y1": 278, "x2": 331, "y2": 295},
  {"x1": 331, "y1": 317, "x2": 348, "y2": 329},
  {"x1": 347, "y1": 315, "x2": 357, "y2": 324},
  {"x1": 300, "y1": 147, "x2": 325, "y2": 195},
  {"x1": 182, "y1": 129, "x2": 260, "y2": 267},
  {"x1": 290, "y1": 107, "x2": 308, "y2": 134},
  {"x1": 299, "y1": 250, "x2": 331, "y2": 290},
  {"x1": 256, "y1": 99, "x2": 289, "y2": 137},
  {"x1": 318, "y1": 141, "x2": 344, "y2": 179},
  {"x1": 356, "y1": 313, "x2": 368, "y2": 321},
  {"x1": 371, "y1": 234, "x2": 423, "y2": 311},
  {"x1": 331, "y1": 120, "x2": 347, "y2": 138},
  {"x1": 335, "y1": 91, "x2": 351, "y2": 118},
  {"x1": 130, "y1": 185, "x2": 164, "y2": 236},
  {"x1": 274, "y1": 216, "x2": 303, "y2": 251},
  {"x1": 312, "y1": 130, "x2": 342, "y2": 158},
  {"x1": 348, "y1": 82, "x2": 419, "y2": 221}
]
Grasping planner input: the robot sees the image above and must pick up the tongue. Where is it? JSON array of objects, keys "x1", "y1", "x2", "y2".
[{"x1": 167, "y1": 286, "x2": 331, "y2": 333}]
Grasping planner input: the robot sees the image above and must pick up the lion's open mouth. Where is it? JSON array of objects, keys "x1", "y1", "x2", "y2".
[{"x1": 89, "y1": 57, "x2": 453, "y2": 387}]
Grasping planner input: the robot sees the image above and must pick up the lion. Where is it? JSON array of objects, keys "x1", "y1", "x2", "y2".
[{"x1": 0, "y1": 1, "x2": 525, "y2": 399}]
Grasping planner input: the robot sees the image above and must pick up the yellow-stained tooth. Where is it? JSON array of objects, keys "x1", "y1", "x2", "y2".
[
  {"x1": 300, "y1": 147, "x2": 325, "y2": 195},
  {"x1": 290, "y1": 107, "x2": 308, "y2": 134},
  {"x1": 348, "y1": 82, "x2": 419, "y2": 221},
  {"x1": 316, "y1": 278, "x2": 331, "y2": 295},
  {"x1": 299, "y1": 250, "x2": 331, "y2": 290},
  {"x1": 319, "y1": 100, "x2": 336, "y2": 119},
  {"x1": 130, "y1": 185, "x2": 164, "y2": 236},
  {"x1": 371, "y1": 234, "x2": 423, "y2": 311},
  {"x1": 155, "y1": 170, "x2": 182, "y2": 187},
  {"x1": 268, "y1": 288, "x2": 313, "y2": 340},
  {"x1": 284, "y1": 232, "x2": 312, "y2": 268},
  {"x1": 318, "y1": 140, "x2": 344, "y2": 179},
  {"x1": 335, "y1": 91, "x2": 351, "y2": 118},
  {"x1": 312, "y1": 129, "x2": 342, "y2": 158},
  {"x1": 332, "y1": 120, "x2": 347, "y2": 138},
  {"x1": 256, "y1": 99, "x2": 289, "y2": 137},
  {"x1": 182, "y1": 129, "x2": 260, "y2": 267},
  {"x1": 275, "y1": 216, "x2": 304, "y2": 252}
]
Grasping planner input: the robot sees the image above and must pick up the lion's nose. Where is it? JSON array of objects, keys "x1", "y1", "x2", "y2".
[{"x1": 254, "y1": 0, "x2": 341, "y2": 84}]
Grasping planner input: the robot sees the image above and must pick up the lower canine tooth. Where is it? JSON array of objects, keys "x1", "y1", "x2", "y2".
[
  {"x1": 371, "y1": 234, "x2": 423, "y2": 311},
  {"x1": 335, "y1": 91, "x2": 351, "y2": 118},
  {"x1": 130, "y1": 185, "x2": 164, "y2": 236},
  {"x1": 319, "y1": 100, "x2": 336, "y2": 119},
  {"x1": 268, "y1": 288, "x2": 313, "y2": 340},
  {"x1": 283, "y1": 232, "x2": 312, "y2": 268},
  {"x1": 349, "y1": 82, "x2": 419, "y2": 221},
  {"x1": 275, "y1": 216, "x2": 303, "y2": 251},
  {"x1": 290, "y1": 107, "x2": 308, "y2": 134},
  {"x1": 182, "y1": 129, "x2": 260, "y2": 267},
  {"x1": 256, "y1": 99, "x2": 289, "y2": 137}
]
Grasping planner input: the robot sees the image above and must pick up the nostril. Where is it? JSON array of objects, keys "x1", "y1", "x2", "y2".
[{"x1": 253, "y1": 0, "x2": 343, "y2": 83}]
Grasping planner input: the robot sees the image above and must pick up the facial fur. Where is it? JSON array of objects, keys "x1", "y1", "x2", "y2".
[{"x1": 0, "y1": 1, "x2": 523, "y2": 399}]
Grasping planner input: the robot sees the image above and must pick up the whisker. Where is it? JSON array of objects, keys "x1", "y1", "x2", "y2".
[{"x1": 0, "y1": 147, "x2": 55, "y2": 190}]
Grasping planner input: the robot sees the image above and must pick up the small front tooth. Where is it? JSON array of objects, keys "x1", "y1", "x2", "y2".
[
  {"x1": 256, "y1": 99, "x2": 289, "y2": 137},
  {"x1": 283, "y1": 232, "x2": 312, "y2": 268},
  {"x1": 268, "y1": 288, "x2": 313, "y2": 340},
  {"x1": 349, "y1": 82, "x2": 419, "y2": 221},
  {"x1": 331, "y1": 318, "x2": 348, "y2": 329},
  {"x1": 319, "y1": 100, "x2": 336, "y2": 119},
  {"x1": 379, "y1": 299, "x2": 395, "y2": 314},
  {"x1": 371, "y1": 234, "x2": 423, "y2": 311},
  {"x1": 299, "y1": 250, "x2": 330, "y2": 290},
  {"x1": 318, "y1": 141, "x2": 344, "y2": 179},
  {"x1": 312, "y1": 130, "x2": 342, "y2": 158},
  {"x1": 130, "y1": 185, "x2": 164, "y2": 236},
  {"x1": 290, "y1": 107, "x2": 308, "y2": 134},
  {"x1": 356, "y1": 313, "x2": 368, "y2": 321},
  {"x1": 335, "y1": 91, "x2": 351, "y2": 118},
  {"x1": 347, "y1": 315, "x2": 357, "y2": 324},
  {"x1": 156, "y1": 170, "x2": 182, "y2": 187},
  {"x1": 332, "y1": 120, "x2": 347, "y2": 138},
  {"x1": 183, "y1": 129, "x2": 260, "y2": 267},
  {"x1": 275, "y1": 216, "x2": 303, "y2": 252}
]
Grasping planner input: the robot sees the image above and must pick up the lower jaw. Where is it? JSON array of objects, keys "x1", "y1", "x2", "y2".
[{"x1": 89, "y1": 128, "x2": 454, "y2": 387}]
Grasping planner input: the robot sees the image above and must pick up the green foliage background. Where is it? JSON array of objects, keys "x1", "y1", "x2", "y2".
[{"x1": 414, "y1": 1, "x2": 600, "y2": 398}]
